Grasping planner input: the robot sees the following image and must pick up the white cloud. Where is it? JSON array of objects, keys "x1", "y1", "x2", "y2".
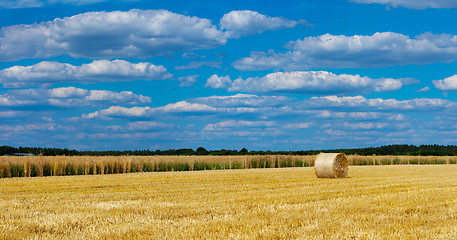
[
  {"x1": 206, "y1": 71, "x2": 410, "y2": 94},
  {"x1": 49, "y1": 87, "x2": 88, "y2": 98},
  {"x1": 190, "y1": 94, "x2": 290, "y2": 107},
  {"x1": 0, "y1": 10, "x2": 298, "y2": 61},
  {"x1": 83, "y1": 93, "x2": 448, "y2": 121},
  {"x1": 0, "y1": 0, "x2": 42, "y2": 8},
  {"x1": 160, "y1": 101, "x2": 218, "y2": 113},
  {"x1": 82, "y1": 98, "x2": 268, "y2": 119},
  {"x1": 324, "y1": 129, "x2": 346, "y2": 136},
  {"x1": 182, "y1": 52, "x2": 202, "y2": 59},
  {"x1": 307, "y1": 110, "x2": 406, "y2": 121},
  {"x1": 205, "y1": 75, "x2": 232, "y2": 89},
  {"x1": 0, "y1": 0, "x2": 114, "y2": 8},
  {"x1": 233, "y1": 32, "x2": 457, "y2": 70},
  {"x1": 433, "y1": 75, "x2": 457, "y2": 91},
  {"x1": 178, "y1": 75, "x2": 199, "y2": 87},
  {"x1": 202, "y1": 120, "x2": 282, "y2": 138},
  {"x1": 343, "y1": 122, "x2": 389, "y2": 130},
  {"x1": 85, "y1": 106, "x2": 152, "y2": 119},
  {"x1": 301, "y1": 95, "x2": 453, "y2": 111},
  {"x1": 284, "y1": 123, "x2": 311, "y2": 129},
  {"x1": 0, "y1": 0, "x2": 110, "y2": 8},
  {"x1": 0, "y1": 123, "x2": 59, "y2": 132},
  {"x1": 175, "y1": 61, "x2": 221, "y2": 70},
  {"x1": 49, "y1": 0, "x2": 111, "y2": 4},
  {"x1": 0, "y1": 60, "x2": 171, "y2": 88},
  {"x1": 220, "y1": 10, "x2": 299, "y2": 38},
  {"x1": 0, "y1": 111, "x2": 28, "y2": 118},
  {"x1": 417, "y1": 86, "x2": 430, "y2": 92},
  {"x1": 126, "y1": 121, "x2": 170, "y2": 131},
  {"x1": 350, "y1": 0, "x2": 457, "y2": 9},
  {"x1": 0, "y1": 87, "x2": 150, "y2": 108},
  {"x1": 203, "y1": 120, "x2": 275, "y2": 131},
  {"x1": 101, "y1": 120, "x2": 172, "y2": 132},
  {"x1": 0, "y1": 10, "x2": 226, "y2": 61},
  {"x1": 202, "y1": 129, "x2": 282, "y2": 138},
  {"x1": 83, "y1": 101, "x2": 220, "y2": 119}
]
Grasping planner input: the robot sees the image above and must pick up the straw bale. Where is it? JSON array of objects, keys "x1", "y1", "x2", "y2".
[{"x1": 315, "y1": 153, "x2": 348, "y2": 178}]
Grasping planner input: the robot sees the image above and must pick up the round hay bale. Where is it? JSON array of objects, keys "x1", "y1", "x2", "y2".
[{"x1": 315, "y1": 153, "x2": 348, "y2": 178}]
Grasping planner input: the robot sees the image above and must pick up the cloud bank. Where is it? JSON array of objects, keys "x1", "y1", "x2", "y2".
[
  {"x1": 190, "y1": 94, "x2": 290, "y2": 107},
  {"x1": 233, "y1": 32, "x2": 457, "y2": 70},
  {"x1": 0, "y1": 87, "x2": 150, "y2": 108},
  {"x1": 0, "y1": 9, "x2": 225, "y2": 61},
  {"x1": 0, "y1": 60, "x2": 171, "y2": 88},
  {"x1": 82, "y1": 93, "x2": 453, "y2": 121},
  {"x1": 299, "y1": 95, "x2": 452, "y2": 111},
  {"x1": 206, "y1": 71, "x2": 411, "y2": 94},
  {"x1": 0, "y1": 9, "x2": 299, "y2": 61}
]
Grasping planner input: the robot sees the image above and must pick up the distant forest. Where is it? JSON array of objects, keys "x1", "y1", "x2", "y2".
[{"x1": 2, "y1": 144, "x2": 457, "y2": 156}]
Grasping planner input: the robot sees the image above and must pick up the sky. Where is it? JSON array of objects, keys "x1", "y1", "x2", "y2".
[{"x1": 1, "y1": 0, "x2": 457, "y2": 151}]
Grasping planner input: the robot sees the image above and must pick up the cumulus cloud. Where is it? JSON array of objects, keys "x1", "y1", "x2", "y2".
[
  {"x1": 205, "y1": 75, "x2": 233, "y2": 89},
  {"x1": 77, "y1": 87, "x2": 457, "y2": 137},
  {"x1": 433, "y1": 75, "x2": 457, "y2": 91},
  {"x1": 178, "y1": 75, "x2": 199, "y2": 87},
  {"x1": 350, "y1": 0, "x2": 457, "y2": 9},
  {"x1": 0, "y1": 9, "x2": 298, "y2": 61},
  {"x1": 299, "y1": 95, "x2": 453, "y2": 111},
  {"x1": 0, "y1": 60, "x2": 171, "y2": 88},
  {"x1": 220, "y1": 10, "x2": 299, "y2": 38},
  {"x1": 0, "y1": 87, "x2": 150, "y2": 108},
  {"x1": 84, "y1": 106, "x2": 152, "y2": 119},
  {"x1": 160, "y1": 101, "x2": 218, "y2": 113},
  {"x1": 233, "y1": 32, "x2": 457, "y2": 70},
  {"x1": 206, "y1": 71, "x2": 411, "y2": 94},
  {"x1": 0, "y1": 10, "x2": 226, "y2": 61}
]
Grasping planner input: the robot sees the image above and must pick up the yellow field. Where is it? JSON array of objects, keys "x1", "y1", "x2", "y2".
[
  {"x1": 1, "y1": 165, "x2": 457, "y2": 239},
  {"x1": 1, "y1": 155, "x2": 456, "y2": 178}
]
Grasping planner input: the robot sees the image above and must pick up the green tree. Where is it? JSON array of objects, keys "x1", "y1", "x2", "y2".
[{"x1": 195, "y1": 147, "x2": 209, "y2": 155}]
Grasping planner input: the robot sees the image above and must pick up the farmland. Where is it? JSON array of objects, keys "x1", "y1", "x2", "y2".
[
  {"x1": 1, "y1": 165, "x2": 457, "y2": 239},
  {"x1": 1, "y1": 154, "x2": 456, "y2": 178}
]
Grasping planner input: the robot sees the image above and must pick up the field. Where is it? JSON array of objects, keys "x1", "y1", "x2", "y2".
[
  {"x1": 1, "y1": 165, "x2": 457, "y2": 239},
  {"x1": 1, "y1": 155, "x2": 456, "y2": 178}
]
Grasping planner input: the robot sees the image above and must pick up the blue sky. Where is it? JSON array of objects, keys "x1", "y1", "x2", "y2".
[{"x1": 1, "y1": 0, "x2": 457, "y2": 151}]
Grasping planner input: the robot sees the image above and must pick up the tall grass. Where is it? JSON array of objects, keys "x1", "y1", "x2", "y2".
[{"x1": 0, "y1": 154, "x2": 456, "y2": 178}]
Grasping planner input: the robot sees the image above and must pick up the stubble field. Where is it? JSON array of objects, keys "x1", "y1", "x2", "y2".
[{"x1": 1, "y1": 165, "x2": 457, "y2": 239}]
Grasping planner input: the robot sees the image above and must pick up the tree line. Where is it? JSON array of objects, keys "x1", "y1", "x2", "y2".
[{"x1": 2, "y1": 144, "x2": 457, "y2": 156}]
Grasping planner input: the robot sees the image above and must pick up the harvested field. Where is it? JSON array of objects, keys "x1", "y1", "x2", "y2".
[{"x1": 1, "y1": 165, "x2": 457, "y2": 239}]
